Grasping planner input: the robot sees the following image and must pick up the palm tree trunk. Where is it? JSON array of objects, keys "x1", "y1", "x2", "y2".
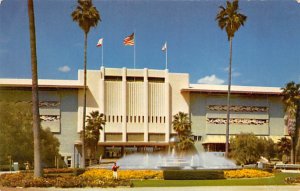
[
  {"x1": 225, "y1": 37, "x2": 233, "y2": 158},
  {"x1": 28, "y1": 0, "x2": 42, "y2": 177},
  {"x1": 81, "y1": 32, "x2": 88, "y2": 168}
]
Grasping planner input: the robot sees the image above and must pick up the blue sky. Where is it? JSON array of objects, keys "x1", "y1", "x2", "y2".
[{"x1": 0, "y1": 0, "x2": 299, "y2": 87}]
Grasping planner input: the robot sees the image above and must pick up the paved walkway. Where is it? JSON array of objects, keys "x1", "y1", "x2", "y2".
[{"x1": 1, "y1": 186, "x2": 300, "y2": 191}]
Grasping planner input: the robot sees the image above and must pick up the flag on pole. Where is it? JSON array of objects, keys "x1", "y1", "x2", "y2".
[
  {"x1": 96, "y1": 38, "x2": 103, "y2": 47},
  {"x1": 123, "y1": 33, "x2": 135, "y2": 46},
  {"x1": 162, "y1": 42, "x2": 167, "y2": 52}
]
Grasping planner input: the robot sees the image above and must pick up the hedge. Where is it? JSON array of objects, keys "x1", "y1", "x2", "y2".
[{"x1": 163, "y1": 170, "x2": 225, "y2": 180}]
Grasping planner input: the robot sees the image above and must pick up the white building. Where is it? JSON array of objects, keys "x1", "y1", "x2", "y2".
[{"x1": 0, "y1": 67, "x2": 286, "y2": 167}]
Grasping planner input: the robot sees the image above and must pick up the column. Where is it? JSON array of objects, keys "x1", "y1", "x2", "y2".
[
  {"x1": 122, "y1": 68, "x2": 127, "y2": 142},
  {"x1": 143, "y1": 68, "x2": 149, "y2": 142},
  {"x1": 165, "y1": 69, "x2": 170, "y2": 142},
  {"x1": 100, "y1": 66, "x2": 105, "y2": 142}
]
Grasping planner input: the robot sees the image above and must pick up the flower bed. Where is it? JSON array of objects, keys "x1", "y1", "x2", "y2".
[
  {"x1": 81, "y1": 169, "x2": 163, "y2": 180},
  {"x1": 224, "y1": 169, "x2": 273, "y2": 179},
  {"x1": 0, "y1": 169, "x2": 162, "y2": 188}
]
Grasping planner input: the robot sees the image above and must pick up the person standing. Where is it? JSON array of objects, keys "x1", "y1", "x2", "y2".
[{"x1": 112, "y1": 162, "x2": 120, "y2": 180}]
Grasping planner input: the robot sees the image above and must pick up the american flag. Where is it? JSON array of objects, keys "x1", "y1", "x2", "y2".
[{"x1": 123, "y1": 33, "x2": 134, "y2": 46}]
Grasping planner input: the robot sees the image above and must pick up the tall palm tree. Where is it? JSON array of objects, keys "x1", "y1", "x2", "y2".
[
  {"x1": 71, "y1": 0, "x2": 101, "y2": 168},
  {"x1": 84, "y1": 111, "x2": 105, "y2": 165},
  {"x1": 282, "y1": 81, "x2": 300, "y2": 163},
  {"x1": 27, "y1": 0, "x2": 42, "y2": 177},
  {"x1": 216, "y1": 0, "x2": 247, "y2": 157}
]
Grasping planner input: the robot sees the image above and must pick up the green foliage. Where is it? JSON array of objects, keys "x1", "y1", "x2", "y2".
[
  {"x1": 216, "y1": 0, "x2": 247, "y2": 40},
  {"x1": 82, "y1": 111, "x2": 105, "y2": 162},
  {"x1": 0, "y1": 102, "x2": 60, "y2": 167},
  {"x1": 277, "y1": 137, "x2": 291, "y2": 162},
  {"x1": 71, "y1": 0, "x2": 101, "y2": 34},
  {"x1": 172, "y1": 112, "x2": 194, "y2": 151},
  {"x1": 229, "y1": 133, "x2": 275, "y2": 165},
  {"x1": 163, "y1": 170, "x2": 225, "y2": 180}
]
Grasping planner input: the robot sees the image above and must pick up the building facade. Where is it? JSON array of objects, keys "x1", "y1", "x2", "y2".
[{"x1": 0, "y1": 67, "x2": 286, "y2": 167}]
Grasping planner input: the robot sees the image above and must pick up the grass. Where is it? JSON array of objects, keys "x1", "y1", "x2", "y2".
[{"x1": 132, "y1": 173, "x2": 300, "y2": 187}]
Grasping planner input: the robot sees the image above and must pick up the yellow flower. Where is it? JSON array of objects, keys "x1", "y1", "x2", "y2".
[{"x1": 224, "y1": 169, "x2": 273, "y2": 179}]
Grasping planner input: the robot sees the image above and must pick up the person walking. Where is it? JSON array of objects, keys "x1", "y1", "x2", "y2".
[{"x1": 112, "y1": 162, "x2": 120, "y2": 180}]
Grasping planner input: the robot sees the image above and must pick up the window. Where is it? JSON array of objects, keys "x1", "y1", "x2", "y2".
[{"x1": 193, "y1": 136, "x2": 202, "y2": 141}]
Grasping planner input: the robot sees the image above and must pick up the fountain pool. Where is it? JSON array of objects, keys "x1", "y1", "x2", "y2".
[{"x1": 117, "y1": 152, "x2": 237, "y2": 170}]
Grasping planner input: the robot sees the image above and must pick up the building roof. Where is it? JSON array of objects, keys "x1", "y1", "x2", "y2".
[
  {"x1": 182, "y1": 84, "x2": 282, "y2": 95},
  {"x1": 0, "y1": 79, "x2": 83, "y2": 89}
]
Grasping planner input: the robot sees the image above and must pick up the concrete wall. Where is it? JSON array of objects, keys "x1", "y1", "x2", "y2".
[{"x1": 190, "y1": 93, "x2": 285, "y2": 138}]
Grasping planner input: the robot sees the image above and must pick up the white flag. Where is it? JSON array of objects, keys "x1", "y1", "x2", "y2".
[
  {"x1": 97, "y1": 38, "x2": 103, "y2": 47},
  {"x1": 162, "y1": 42, "x2": 167, "y2": 52}
]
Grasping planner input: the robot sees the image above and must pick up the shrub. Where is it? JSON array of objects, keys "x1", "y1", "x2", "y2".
[
  {"x1": 224, "y1": 169, "x2": 273, "y2": 179},
  {"x1": 44, "y1": 168, "x2": 74, "y2": 174},
  {"x1": 73, "y1": 168, "x2": 86, "y2": 176},
  {"x1": 163, "y1": 170, "x2": 225, "y2": 180},
  {"x1": 54, "y1": 176, "x2": 86, "y2": 188},
  {"x1": 0, "y1": 165, "x2": 11, "y2": 171},
  {"x1": 229, "y1": 133, "x2": 275, "y2": 165}
]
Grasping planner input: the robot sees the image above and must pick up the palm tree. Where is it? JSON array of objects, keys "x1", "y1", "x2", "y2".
[
  {"x1": 84, "y1": 111, "x2": 105, "y2": 165},
  {"x1": 172, "y1": 112, "x2": 194, "y2": 152},
  {"x1": 71, "y1": 0, "x2": 101, "y2": 168},
  {"x1": 27, "y1": 0, "x2": 42, "y2": 178},
  {"x1": 277, "y1": 137, "x2": 291, "y2": 163},
  {"x1": 172, "y1": 112, "x2": 191, "y2": 137},
  {"x1": 216, "y1": 0, "x2": 247, "y2": 157},
  {"x1": 281, "y1": 81, "x2": 300, "y2": 163}
]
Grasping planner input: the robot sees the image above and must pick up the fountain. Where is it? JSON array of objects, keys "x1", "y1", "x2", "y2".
[
  {"x1": 117, "y1": 138, "x2": 237, "y2": 170},
  {"x1": 117, "y1": 152, "x2": 236, "y2": 170}
]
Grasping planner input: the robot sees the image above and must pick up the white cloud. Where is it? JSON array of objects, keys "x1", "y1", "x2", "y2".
[
  {"x1": 232, "y1": 72, "x2": 241, "y2": 77},
  {"x1": 58, "y1": 65, "x2": 71, "y2": 73},
  {"x1": 197, "y1": 75, "x2": 225, "y2": 85},
  {"x1": 223, "y1": 67, "x2": 241, "y2": 77}
]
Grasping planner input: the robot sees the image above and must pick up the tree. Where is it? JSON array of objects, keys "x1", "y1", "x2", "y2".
[
  {"x1": 0, "y1": 102, "x2": 60, "y2": 168},
  {"x1": 71, "y1": 0, "x2": 101, "y2": 168},
  {"x1": 27, "y1": 0, "x2": 42, "y2": 177},
  {"x1": 216, "y1": 0, "x2": 247, "y2": 157},
  {"x1": 172, "y1": 112, "x2": 194, "y2": 152},
  {"x1": 229, "y1": 133, "x2": 275, "y2": 165},
  {"x1": 277, "y1": 137, "x2": 291, "y2": 163},
  {"x1": 84, "y1": 111, "x2": 105, "y2": 165},
  {"x1": 281, "y1": 81, "x2": 300, "y2": 163}
]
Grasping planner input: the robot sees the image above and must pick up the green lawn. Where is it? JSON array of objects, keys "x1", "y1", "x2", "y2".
[{"x1": 132, "y1": 173, "x2": 300, "y2": 187}]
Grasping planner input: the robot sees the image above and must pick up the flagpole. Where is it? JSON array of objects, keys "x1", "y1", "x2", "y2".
[
  {"x1": 165, "y1": 42, "x2": 168, "y2": 69},
  {"x1": 134, "y1": 31, "x2": 136, "y2": 69}
]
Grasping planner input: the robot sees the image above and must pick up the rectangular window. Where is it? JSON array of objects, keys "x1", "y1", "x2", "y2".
[
  {"x1": 105, "y1": 133, "x2": 122, "y2": 142},
  {"x1": 127, "y1": 133, "x2": 144, "y2": 142},
  {"x1": 149, "y1": 134, "x2": 165, "y2": 142}
]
